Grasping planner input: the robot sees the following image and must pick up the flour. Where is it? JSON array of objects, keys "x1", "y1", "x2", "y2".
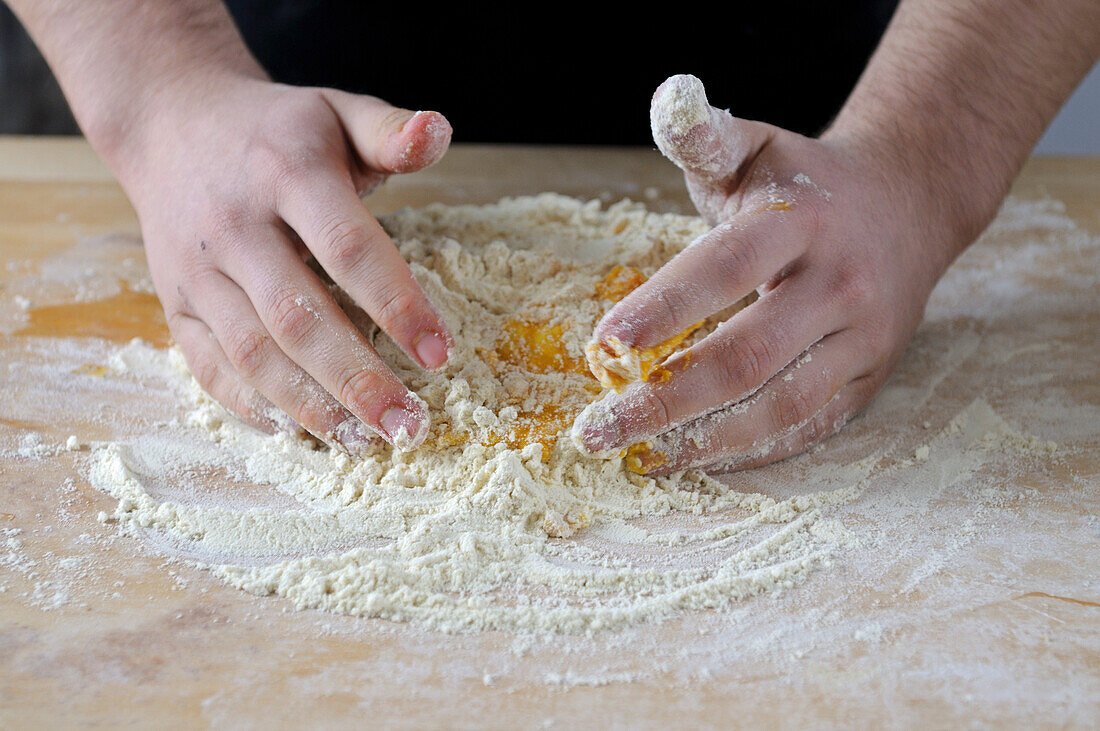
[
  {"x1": 3, "y1": 182, "x2": 1096, "y2": 723},
  {"x1": 86, "y1": 194, "x2": 860, "y2": 633},
  {"x1": 650, "y1": 75, "x2": 715, "y2": 173},
  {"x1": 77, "y1": 193, "x2": 1086, "y2": 638}
]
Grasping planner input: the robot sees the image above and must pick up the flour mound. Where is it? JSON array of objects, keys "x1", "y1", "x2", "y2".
[{"x1": 88, "y1": 194, "x2": 855, "y2": 633}]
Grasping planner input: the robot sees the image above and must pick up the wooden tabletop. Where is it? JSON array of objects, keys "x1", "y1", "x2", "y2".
[{"x1": 1, "y1": 137, "x2": 1097, "y2": 728}]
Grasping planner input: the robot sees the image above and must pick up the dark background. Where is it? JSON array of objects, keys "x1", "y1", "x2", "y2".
[{"x1": 1, "y1": 2, "x2": 899, "y2": 143}]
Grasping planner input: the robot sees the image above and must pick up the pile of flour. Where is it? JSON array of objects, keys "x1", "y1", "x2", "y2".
[{"x1": 88, "y1": 194, "x2": 859, "y2": 633}]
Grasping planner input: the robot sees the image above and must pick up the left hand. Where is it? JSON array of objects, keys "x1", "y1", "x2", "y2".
[{"x1": 572, "y1": 74, "x2": 969, "y2": 474}]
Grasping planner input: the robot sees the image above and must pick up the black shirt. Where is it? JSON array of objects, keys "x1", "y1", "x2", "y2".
[{"x1": 226, "y1": 2, "x2": 900, "y2": 145}]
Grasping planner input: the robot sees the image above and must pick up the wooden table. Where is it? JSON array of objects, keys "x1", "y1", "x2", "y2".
[{"x1": 1, "y1": 138, "x2": 1097, "y2": 727}]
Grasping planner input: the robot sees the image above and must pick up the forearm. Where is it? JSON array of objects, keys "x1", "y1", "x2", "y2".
[
  {"x1": 828, "y1": 0, "x2": 1100, "y2": 262},
  {"x1": 5, "y1": 0, "x2": 264, "y2": 169}
]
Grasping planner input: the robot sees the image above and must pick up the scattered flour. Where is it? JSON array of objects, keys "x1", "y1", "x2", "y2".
[
  {"x1": 3, "y1": 188, "x2": 1094, "y2": 717},
  {"x1": 86, "y1": 194, "x2": 862, "y2": 633}
]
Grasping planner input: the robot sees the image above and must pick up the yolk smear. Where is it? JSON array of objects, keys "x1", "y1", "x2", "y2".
[
  {"x1": 486, "y1": 403, "x2": 574, "y2": 455},
  {"x1": 439, "y1": 404, "x2": 576, "y2": 461},
  {"x1": 751, "y1": 199, "x2": 792, "y2": 214},
  {"x1": 586, "y1": 321, "x2": 702, "y2": 391},
  {"x1": 646, "y1": 349, "x2": 692, "y2": 384},
  {"x1": 473, "y1": 318, "x2": 593, "y2": 459},
  {"x1": 468, "y1": 265, "x2": 666, "y2": 456},
  {"x1": 74, "y1": 364, "x2": 111, "y2": 377},
  {"x1": 594, "y1": 265, "x2": 647, "y2": 301},
  {"x1": 18, "y1": 284, "x2": 170, "y2": 348},
  {"x1": 587, "y1": 266, "x2": 703, "y2": 390},
  {"x1": 436, "y1": 427, "x2": 469, "y2": 449},
  {"x1": 623, "y1": 442, "x2": 668, "y2": 475},
  {"x1": 488, "y1": 317, "x2": 590, "y2": 377}
]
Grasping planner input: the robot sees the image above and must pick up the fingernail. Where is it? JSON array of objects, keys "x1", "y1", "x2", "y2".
[
  {"x1": 399, "y1": 110, "x2": 425, "y2": 133},
  {"x1": 380, "y1": 406, "x2": 428, "y2": 451},
  {"x1": 414, "y1": 332, "x2": 450, "y2": 370}
]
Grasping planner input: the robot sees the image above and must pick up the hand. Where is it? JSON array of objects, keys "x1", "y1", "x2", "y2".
[
  {"x1": 573, "y1": 74, "x2": 971, "y2": 473},
  {"x1": 116, "y1": 75, "x2": 454, "y2": 451}
]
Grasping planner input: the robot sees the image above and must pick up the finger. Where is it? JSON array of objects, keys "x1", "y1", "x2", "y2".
[
  {"x1": 166, "y1": 310, "x2": 285, "y2": 434},
  {"x1": 594, "y1": 210, "x2": 809, "y2": 352},
  {"x1": 638, "y1": 330, "x2": 873, "y2": 474},
  {"x1": 321, "y1": 89, "x2": 452, "y2": 174},
  {"x1": 575, "y1": 272, "x2": 842, "y2": 454},
  {"x1": 277, "y1": 169, "x2": 454, "y2": 371},
  {"x1": 650, "y1": 74, "x2": 774, "y2": 189},
  {"x1": 219, "y1": 227, "x2": 431, "y2": 450},
  {"x1": 186, "y1": 272, "x2": 381, "y2": 454},
  {"x1": 705, "y1": 374, "x2": 883, "y2": 474}
]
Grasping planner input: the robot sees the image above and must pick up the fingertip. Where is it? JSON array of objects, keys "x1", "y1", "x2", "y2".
[
  {"x1": 379, "y1": 391, "x2": 430, "y2": 451},
  {"x1": 650, "y1": 74, "x2": 717, "y2": 170},
  {"x1": 650, "y1": 74, "x2": 710, "y2": 140},
  {"x1": 384, "y1": 110, "x2": 453, "y2": 174},
  {"x1": 650, "y1": 74, "x2": 766, "y2": 184},
  {"x1": 593, "y1": 304, "x2": 640, "y2": 349},
  {"x1": 570, "y1": 395, "x2": 624, "y2": 454}
]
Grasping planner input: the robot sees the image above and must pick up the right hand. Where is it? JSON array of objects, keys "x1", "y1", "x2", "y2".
[{"x1": 113, "y1": 76, "x2": 454, "y2": 451}]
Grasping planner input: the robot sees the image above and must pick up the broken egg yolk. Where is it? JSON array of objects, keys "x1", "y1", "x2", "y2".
[
  {"x1": 586, "y1": 266, "x2": 703, "y2": 390},
  {"x1": 623, "y1": 442, "x2": 668, "y2": 475},
  {"x1": 594, "y1": 264, "x2": 647, "y2": 301},
  {"x1": 465, "y1": 266, "x2": 658, "y2": 456},
  {"x1": 585, "y1": 323, "x2": 702, "y2": 391},
  {"x1": 488, "y1": 318, "x2": 589, "y2": 377}
]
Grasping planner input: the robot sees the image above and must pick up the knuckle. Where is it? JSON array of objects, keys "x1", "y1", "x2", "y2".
[
  {"x1": 165, "y1": 309, "x2": 193, "y2": 337},
  {"x1": 796, "y1": 409, "x2": 838, "y2": 454},
  {"x1": 267, "y1": 154, "x2": 308, "y2": 196},
  {"x1": 652, "y1": 285, "x2": 691, "y2": 333},
  {"x1": 373, "y1": 287, "x2": 419, "y2": 330},
  {"x1": 293, "y1": 396, "x2": 341, "y2": 432},
  {"x1": 260, "y1": 147, "x2": 323, "y2": 200},
  {"x1": 805, "y1": 408, "x2": 836, "y2": 443},
  {"x1": 267, "y1": 291, "x2": 317, "y2": 345},
  {"x1": 717, "y1": 330, "x2": 776, "y2": 396},
  {"x1": 771, "y1": 386, "x2": 818, "y2": 433},
  {"x1": 223, "y1": 383, "x2": 258, "y2": 422},
  {"x1": 247, "y1": 113, "x2": 331, "y2": 194},
  {"x1": 188, "y1": 351, "x2": 221, "y2": 394},
  {"x1": 320, "y1": 218, "x2": 371, "y2": 274},
  {"x1": 337, "y1": 368, "x2": 382, "y2": 416},
  {"x1": 710, "y1": 225, "x2": 761, "y2": 282},
  {"x1": 636, "y1": 387, "x2": 673, "y2": 429},
  {"x1": 206, "y1": 204, "x2": 249, "y2": 241},
  {"x1": 833, "y1": 264, "x2": 876, "y2": 309},
  {"x1": 225, "y1": 328, "x2": 269, "y2": 381}
]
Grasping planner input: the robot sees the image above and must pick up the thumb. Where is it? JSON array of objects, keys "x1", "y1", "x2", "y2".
[
  {"x1": 650, "y1": 74, "x2": 772, "y2": 186},
  {"x1": 321, "y1": 89, "x2": 453, "y2": 174}
]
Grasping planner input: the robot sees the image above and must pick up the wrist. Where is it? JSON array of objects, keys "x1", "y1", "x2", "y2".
[
  {"x1": 822, "y1": 119, "x2": 1003, "y2": 281},
  {"x1": 91, "y1": 65, "x2": 267, "y2": 191},
  {"x1": 820, "y1": 0, "x2": 1100, "y2": 278}
]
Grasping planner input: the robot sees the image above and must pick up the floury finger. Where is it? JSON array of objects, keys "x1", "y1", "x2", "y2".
[
  {"x1": 624, "y1": 331, "x2": 871, "y2": 475},
  {"x1": 575, "y1": 269, "x2": 846, "y2": 455}
]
